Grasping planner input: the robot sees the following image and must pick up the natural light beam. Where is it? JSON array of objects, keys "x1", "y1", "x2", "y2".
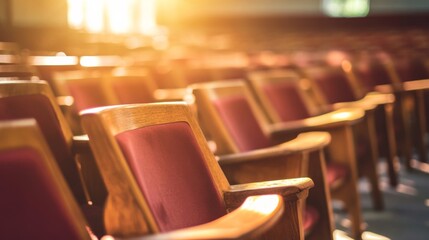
[
  {"x1": 67, "y1": 0, "x2": 84, "y2": 29},
  {"x1": 106, "y1": 0, "x2": 133, "y2": 34},
  {"x1": 85, "y1": 0, "x2": 105, "y2": 33},
  {"x1": 139, "y1": 0, "x2": 157, "y2": 34}
]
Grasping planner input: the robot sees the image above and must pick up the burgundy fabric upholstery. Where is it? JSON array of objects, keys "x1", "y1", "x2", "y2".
[
  {"x1": 355, "y1": 58, "x2": 393, "y2": 91},
  {"x1": 310, "y1": 69, "x2": 356, "y2": 104},
  {"x1": 304, "y1": 205, "x2": 320, "y2": 235},
  {"x1": 0, "y1": 95, "x2": 86, "y2": 204},
  {"x1": 66, "y1": 79, "x2": 110, "y2": 112},
  {"x1": 0, "y1": 147, "x2": 85, "y2": 240},
  {"x1": 111, "y1": 76, "x2": 154, "y2": 104},
  {"x1": 262, "y1": 82, "x2": 311, "y2": 121},
  {"x1": 326, "y1": 163, "x2": 348, "y2": 187},
  {"x1": 115, "y1": 122, "x2": 226, "y2": 232},
  {"x1": 213, "y1": 95, "x2": 272, "y2": 152}
]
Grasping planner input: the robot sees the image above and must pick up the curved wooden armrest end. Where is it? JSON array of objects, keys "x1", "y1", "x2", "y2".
[
  {"x1": 217, "y1": 132, "x2": 330, "y2": 165},
  {"x1": 102, "y1": 195, "x2": 284, "y2": 240},
  {"x1": 269, "y1": 108, "x2": 364, "y2": 135},
  {"x1": 333, "y1": 92, "x2": 395, "y2": 111},
  {"x1": 224, "y1": 177, "x2": 313, "y2": 209}
]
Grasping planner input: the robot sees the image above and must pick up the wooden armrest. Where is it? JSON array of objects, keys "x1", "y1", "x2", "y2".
[
  {"x1": 224, "y1": 177, "x2": 313, "y2": 210},
  {"x1": 102, "y1": 195, "x2": 284, "y2": 240},
  {"x1": 332, "y1": 92, "x2": 394, "y2": 111},
  {"x1": 153, "y1": 88, "x2": 187, "y2": 101},
  {"x1": 402, "y1": 79, "x2": 429, "y2": 91},
  {"x1": 268, "y1": 108, "x2": 364, "y2": 135},
  {"x1": 375, "y1": 84, "x2": 398, "y2": 93},
  {"x1": 217, "y1": 132, "x2": 330, "y2": 165}
]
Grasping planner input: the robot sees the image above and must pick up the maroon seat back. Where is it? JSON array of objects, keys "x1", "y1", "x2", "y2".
[
  {"x1": 305, "y1": 66, "x2": 356, "y2": 104},
  {"x1": 0, "y1": 147, "x2": 87, "y2": 239},
  {"x1": 0, "y1": 94, "x2": 86, "y2": 204},
  {"x1": 213, "y1": 95, "x2": 272, "y2": 152},
  {"x1": 66, "y1": 78, "x2": 110, "y2": 112},
  {"x1": 115, "y1": 122, "x2": 226, "y2": 232},
  {"x1": 262, "y1": 82, "x2": 311, "y2": 121},
  {"x1": 353, "y1": 57, "x2": 392, "y2": 92}
]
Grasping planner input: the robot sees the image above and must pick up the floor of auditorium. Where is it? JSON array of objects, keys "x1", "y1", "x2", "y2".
[{"x1": 333, "y1": 157, "x2": 429, "y2": 239}]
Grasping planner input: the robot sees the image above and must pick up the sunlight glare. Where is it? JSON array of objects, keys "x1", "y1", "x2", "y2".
[
  {"x1": 67, "y1": 0, "x2": 84, "y2": 29},
  {"x1": 85, "y1": 0, "x2": 105, "y2": 33},
  {"x1": 106, "y1": 0, "x2": 132, "y2": 34},
  {"x1": 139, "y1": 0, "x2": 157, "y2": 34},
  {"x1": 241, "y1": 195, "x2": 280, "y2": 214}
]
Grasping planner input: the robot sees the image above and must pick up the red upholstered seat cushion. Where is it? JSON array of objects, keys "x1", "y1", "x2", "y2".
[
  {"x1": 304, "y1": 205, "x2": 320, "y2": 235},
  {"x1": 213, "y1": 95, "x2": 272, "y2": 151},
  {"x1": 326, "y1": 163, "x2": 348, "y2": 188},
  {"x1": 0, "y1": 95, "x2": 86, "y2": 203},
  {"x1": 0, "y1": 147, "x2": 86, "y2": 239},
  {"x1": 115, "y1": 122, "x2": 226, "y2": 232},
  {"x1": 262, "y1": 82, "x2": 311, "y2": 121}
]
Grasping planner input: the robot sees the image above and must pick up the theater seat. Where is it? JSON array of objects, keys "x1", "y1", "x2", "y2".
[
  {"x1": 0, "y1": 80, "x2": 107, "y2": 237},
  {"x1": 190, "y1": 80, "x2": 366, "y2": 240},
  {"x1": 0, "y1": 119, "x2": 94, "y2": 240},
  {"x1": 81, "y1": 102, "x2": 314, "y2": 240}
]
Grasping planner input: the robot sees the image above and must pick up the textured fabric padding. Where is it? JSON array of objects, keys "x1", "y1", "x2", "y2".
[
  {"x1": 310, "y1": 69, "x2": 355, "y2": 103},
  {"x1": 66, "y1": 79, "x2": 109, "y2": 112},
  {"x1": 262, "y1": 82, "x2": 310, "y2": 121},
  {"x1": 0, "y1": 95, "x2": 86, "y2": 203},
  {"x1": 115, "y1": 122, "x2": 226, "y2": 232},
  {"x1": 213, "y1": 95, "x2": 272, "y2": 152},
  {"x1": 0, "y1": 147, "x2": 83, "y2": 240}
]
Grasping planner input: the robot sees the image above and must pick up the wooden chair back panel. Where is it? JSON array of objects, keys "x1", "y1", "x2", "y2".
[
  {"x1": 66, "y1": 78, "x2": 113, "y2": 112},
  {"x1": 248, "y1": 69, "x2": 326, "y2": 122},
  {"x1": 304, "y1": 67, "x2": 356, "y2": 104},
  {"x1": 261, "y1": 82, "x2": 311, "y2": 121},
  {"x1": 0, "y1": 119, "x2": 91, "y2": 240},
  {"x1": 0, "y1": 90, "x2": 85, "y2": 203},
  {"x1": 115, "y1": 122, "x2": 226, "y2": 231},
  {"x1": 213, "y1": 95, "x2": 272, "y2": 152},
  {"x1": 0, "y1": 147, "x2": 84, "y2": 239},
  {"x1": 81, "y1": 103, "x2": 231, "y2": 234},
  {"x1": 190, "y1": 81, "x2": 273, "y2": 154}
]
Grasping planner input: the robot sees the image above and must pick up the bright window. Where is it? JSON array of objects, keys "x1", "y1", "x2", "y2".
[
  {"x1": 67, "y1": 0, "x2": 157, "y2": 34},
  {"x1": 322, "y1": 0, "x2": 370, "y2": 17}
]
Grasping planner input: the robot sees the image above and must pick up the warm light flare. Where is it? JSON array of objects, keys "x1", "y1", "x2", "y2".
[
  {"x1": 241, "y1": 194, "x2": 281, "y2": 214},
  {"x1": 106, "y1": 0, "x2": 133, "y2": 34},
  {"x1": 67, "y1": 0, "x2": 158, "y2": 35},
  {"x1": 85, "y1": 0, "x2": 105, "y2": 33},
  {"x1": 331, "y1": 111, "x2": 352, "y2": 120},
  {"x1": 80, "y1": 56, "x2": 123, "y2": 67},
  {"x1": 139, "y1": 1, "x2": 157, "y2": 34},
  {"x1": 67, "y1": 0, "x2": 84, "y2": 29},
  {"x1": 29, "y1": 56, "x2": 79, "y2": 66}
]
